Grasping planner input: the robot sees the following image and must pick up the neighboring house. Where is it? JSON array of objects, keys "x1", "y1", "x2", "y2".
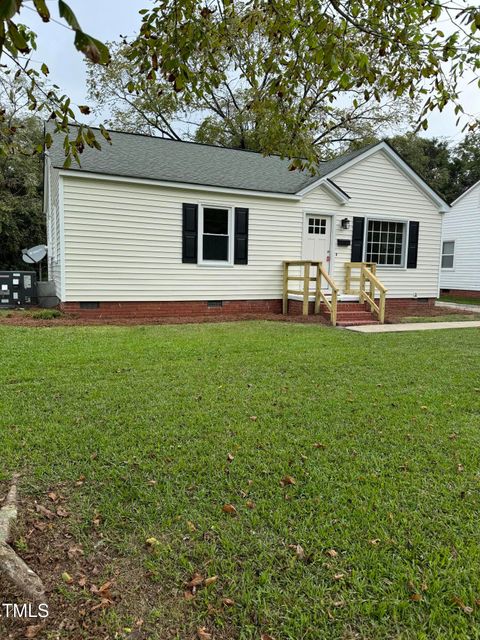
[
  {"x1": 440, "y1": 180, "x2": 480, "y2": 298},
  {"x1": 44, "y1": 129, "x2": 449, "y2": 324}
]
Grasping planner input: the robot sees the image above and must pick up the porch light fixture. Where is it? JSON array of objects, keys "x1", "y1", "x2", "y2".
[{"x1": 341, "y1": 218, "x2": 350, "y2": 230}]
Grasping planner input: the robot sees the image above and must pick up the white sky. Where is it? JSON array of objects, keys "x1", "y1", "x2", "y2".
[{"x1": 17, "y1": 0, "x2": 479, "y2": 144}]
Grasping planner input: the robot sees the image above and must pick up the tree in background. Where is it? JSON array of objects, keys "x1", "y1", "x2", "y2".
[
  {"x1": 449, "y1": 133, "x2": 480, "y2": 201},
  {"x1": 129, "y1": 0, "x2": 480, "y2": 170},
  {"x1": 0, "y1": 69, "x2": 45, "y2": 270},
  {"x1": 2, "y1": 1, "x2": 480, "y2": 166},
  {"x1": 87, "y1": 42, "x2": 417, "y2": 155}
]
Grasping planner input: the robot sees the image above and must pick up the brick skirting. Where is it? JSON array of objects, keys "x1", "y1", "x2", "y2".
[
  {"x1": 440, "y1": 289, "x2": 480, "y2": 299},
  {"x1": 61, "y1": 297, "x2": 441, "y2": 321},
  {"x1": 60, "y1": 299, "x2": 282, "y2": 318}
]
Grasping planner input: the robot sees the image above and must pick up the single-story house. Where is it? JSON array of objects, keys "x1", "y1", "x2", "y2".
[
  {"x1": 44, "y1": 129, "x2": 449, "y2": 325},
  {"x1": 440, "y1": 179, "x2": 480, "y2": 298}
]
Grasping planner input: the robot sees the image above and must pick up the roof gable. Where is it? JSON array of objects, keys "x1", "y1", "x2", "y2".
[
  {"x1": 297, "y1": 141, "x2": 450, "y2": 211},
  {"x1": 450, "y1": 179, "x2": 480, "y2": 207}
]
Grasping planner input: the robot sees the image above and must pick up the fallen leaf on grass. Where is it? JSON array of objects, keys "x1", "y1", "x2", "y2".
[
  {"x1": 227, "y1": 453, "x2": 235, "y2": 462},
  {"x1": 333, "y1": 573, "x2": 345, "y2": 581},
  {"x1": 457, "y1": 464, "x2": 464, "y2": 473},
  {"x1": 369, "y1": 539, "x2": 381, "y2": 546},
  {"x1": 222, "y1": 598, "x2": 235, "y2": 607},
  {"x1": 188, "y1": 573, "x2": 204, "y2": 588},
  {"x1": 333, "y1": 600, "x2": 345, "y2": 608},
  {"x1": 288, "y1": 544, "x2": 305, "y2": 560},
  {"x1": 204, "y1": 576, "x2": 218, "y2": 587},
  {"x1": 78, "y1": 576, "x2": 87, "y2": 587},
  {"x1": 62, "y1": 572, "x2": 74, "y2": 584},
  {"x1": 184, "y1": 590, "x2": 195, "y2": 600},
  {"x1": 410, "y1": 593, "x2": 422, "y2": 602},
  {"x1": 47, "y1": 492, "x2": 58, "y2": 503},
  {"x1": 250, "y1": 416, "x2": 258, "y2": 421},
  {"x1": 313, "y1": 442, "x2": 327, "y2": 449},
  {"x1": 222, "y1": 503, "x2": 237, "y2": 515},
  {"x1": 453, "y1": 596, "x2": 473, "y2": 614},
  {"x1": 280, "y1": 475, "x2": 296, "y2": 487},
  {"x1": 25, "y1": 625, "x2": 43, "y2": 638},
  {"x1": 145, "y1": 537, "x2": 160, "y2": 549},
  {"x1": 76, "y1": 474, "x2": 86, "y2": 486},
  {"x1": 326, "y1": 549, "x2": 338, "y2": 558},
  {"x1": 186, "y1": 521, "x2": 197, "y2": 532},
  {"x1": 197, "y1": 627, "x2": 212, "y2": 640},
  {"x1": 91, "y1": 597, "x2": 113, "y2": 612},
  {"x1": 147, "y1": 479, "x2": 157, "y2": 485},
  {"x1": 261, "y1": 634, "x2": 276, "y2": 640},
  {"x1": 33, "y1": 520, "x2": 47, "y2": 531},
  {"x1": 246, "y1": 500, "x2": 255, "y2": 509},
  {"x1": 449, "y1": 433, "x2": 458, "y2": 440},
  {"x1": 67, "y1": 545, "x2": 84, "y2": 559},
  {"x1": 56, "y1": 507, "x2": 69, "y2": 518},
  {"x1": 35, "y1": 504, "x2": 55, "y2": 519}
]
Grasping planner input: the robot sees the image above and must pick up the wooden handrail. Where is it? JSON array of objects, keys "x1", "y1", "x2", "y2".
[
  {"x1": 360, "y1": 265, "x2": 387, "y2": 324},
  {"x1": 282, "y1": 261, "x2": 339, "y2": 326}
]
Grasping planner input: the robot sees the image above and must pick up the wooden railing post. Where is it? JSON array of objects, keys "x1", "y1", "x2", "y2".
[
  {"x1": 345, "y1": 263, "x2": 351, "y2": 294},
  {"x1": 379, "y1": 294, "x2": 386, "y2": 324},
  {"x1": 302, "y1": 262, "x2": 311, "y2": 316},
  {"x1": 282, "y1": 262, "x2": 289, "y2": 314},
  {"x1": 331, "y1": 288, "x2": 338, "y2": 326},
  {"x1": 359, "y1": 265, "x2": 366, "y2": 303},
  {"x1": 314, "y1": 263, "x2": 321, "y2": 315}
]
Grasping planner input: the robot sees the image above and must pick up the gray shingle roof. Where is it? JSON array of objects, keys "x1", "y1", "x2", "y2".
[{"x1": 48, "y1": 126, "x2": 377, "y2": 195}]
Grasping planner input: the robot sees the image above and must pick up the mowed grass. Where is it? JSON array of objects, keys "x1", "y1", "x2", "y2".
[
  {"x1": 1, "y1": 322, "x2": 480, "y2": 639},
  {"x1": 439, "y1": 295, "x2": 480, "y2": 306}
]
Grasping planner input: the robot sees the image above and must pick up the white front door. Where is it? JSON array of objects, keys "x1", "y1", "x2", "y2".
[{"x1": 302, "y1": 214, "x2": 332, "y2": 272}]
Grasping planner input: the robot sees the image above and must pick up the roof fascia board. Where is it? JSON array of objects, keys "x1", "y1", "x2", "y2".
[
  {"x1": 450, "y1": 179, "x2": 480, "y2": 207},
  {"x1": 57, "y1": 169, "x2": 302, "y2": 200},
  {"x1": 297, "y1": 142, "x2": 450, "y2": 211},
  {"x1": 320, "y1": 179, "x2": 350, "y2": 204}
]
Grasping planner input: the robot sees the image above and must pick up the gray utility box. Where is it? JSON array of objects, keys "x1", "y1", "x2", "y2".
[{"x1": 0, "y1": 271, "x2": 37, "y2": 308}]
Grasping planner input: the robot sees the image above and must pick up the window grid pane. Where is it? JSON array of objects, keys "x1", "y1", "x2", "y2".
[
  {"x1": 308, "y1": 217, "x2": 326, "y2": 235},
  {"x1": 202, "y1": 207, "x2": 230, "y2": 262},
  {"x1": 366, "y1": 220, "x2": 404, "y2": 266}
]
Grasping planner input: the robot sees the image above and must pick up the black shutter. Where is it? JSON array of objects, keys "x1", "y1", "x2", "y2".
[
  {"x1": 351, "y1": 217, "x2": 365, "y2": 262},
  {"x1": 407, "y1": 221, "x2": 419, "y2": 269},
  {"x1": 182, "y1": 203, "x2": 198, "y2": 263},
  {"x1": 234, "y1": 207, "x2": 249, "y2": 265}
]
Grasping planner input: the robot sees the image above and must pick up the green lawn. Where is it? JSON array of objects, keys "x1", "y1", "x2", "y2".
[
  {"x1": 1, "y1": 322, "x2": 480, "y2": 639},
  {"x1": 399, "y1": 313, "x2": 480, "y2": 323},
  {"x1": 439, "y1": 295, "x2": 480, "y2": 306}
]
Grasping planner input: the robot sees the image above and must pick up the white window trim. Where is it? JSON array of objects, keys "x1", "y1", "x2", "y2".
[
  {"x1": 441, "y1": 239, "x2": 455, "y2": 271},
  {"x1": 198, "y1": 203, "x2": 235, "y2": 267},
  {"x1": 363, "y1": 216, "x2": 408, "y2": 269}
]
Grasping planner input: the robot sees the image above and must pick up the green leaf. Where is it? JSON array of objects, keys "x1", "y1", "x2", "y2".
[
  {"x1": 73, "y1": 30, "x2": 110, "y2": 64},
  {"x1": 33, "y1": 0, "x2": 51, "y2": 22},
  {"x1": 7, "y1": 21, "x2": 29, "y2": 53},
  {"x1": 41, "y1": 62, "x2": 49, "y2": 76},
  {"x1": 0, "y1": 0, "x2": 18, "y2": 20},
  {"x1": 58, "y1": 0, "x2": 81, "y2": 30}
]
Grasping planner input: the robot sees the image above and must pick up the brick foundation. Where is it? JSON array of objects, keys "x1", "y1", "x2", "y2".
[
  {"x1": 60, "y1": 299, "x2": 282, "y2": 319},
  {"x1": 440, "y1": 289, "x2": 480, "y2": 299},
  {"x1": 60, "y1": 297, "x2": 446, "y2": 322}
]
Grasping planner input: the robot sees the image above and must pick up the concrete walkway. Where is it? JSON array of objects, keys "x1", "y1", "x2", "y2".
[
  {"x1": 436, "y1": 300, "x2": 480, "y2": 313},
  {"x1": 345, "y1": 320, "x2": 480, "y2": 333}
]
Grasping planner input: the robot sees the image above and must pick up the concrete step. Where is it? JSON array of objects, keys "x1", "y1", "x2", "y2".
[{"x1": 337, "y1": 319, "x2": 379, "y2": 327}]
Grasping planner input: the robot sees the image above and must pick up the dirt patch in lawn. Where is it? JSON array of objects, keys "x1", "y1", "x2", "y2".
[
  {"x1": 0, "y1": 310, "x2": 329, "y2": 328},
  {"x1": 0, "y1": 481, "x2": 195, "y2": 640}
]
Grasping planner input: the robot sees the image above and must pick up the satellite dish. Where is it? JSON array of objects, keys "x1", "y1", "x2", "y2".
[{"x1": 22, "y1": 245, "x2": 47, "y2": 264}]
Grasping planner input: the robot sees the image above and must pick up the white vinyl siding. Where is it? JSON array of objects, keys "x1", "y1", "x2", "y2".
[
  {"x1": 322, "y1": 151, "x2": 442, "y2": 298},
  {"x1": 440, "y1": 182, "x2": 480, "y2": 292},
  {"x1": 59, "y1": 148, "x2": 442, "y2": 302},
  {"x1": 47, "y1": 167, "x2": 62, "y2": 297}
]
